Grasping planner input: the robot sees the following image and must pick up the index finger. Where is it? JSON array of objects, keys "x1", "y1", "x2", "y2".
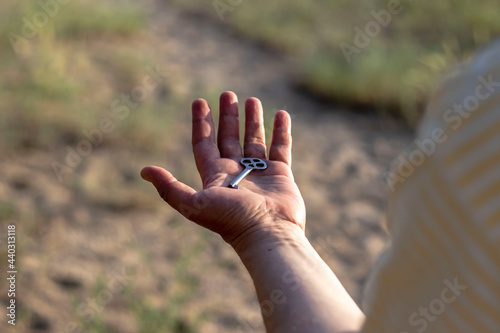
[{"x1": 192, "y1": 99, "x2": 220, "y2": 181}]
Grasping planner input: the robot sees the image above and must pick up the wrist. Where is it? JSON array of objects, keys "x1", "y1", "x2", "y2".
[{"x1": 229, "y1": 221, "x2": 308, "y2": 260}]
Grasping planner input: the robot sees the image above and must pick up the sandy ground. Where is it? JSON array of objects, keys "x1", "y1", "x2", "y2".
[{"x1": 0, "y1": 1, "x2": 413, "y2": 332}]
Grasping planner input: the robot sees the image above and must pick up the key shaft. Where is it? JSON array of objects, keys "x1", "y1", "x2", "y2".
[{"x1": 228, "y1": 168, "x2": 252, "y2": 189}]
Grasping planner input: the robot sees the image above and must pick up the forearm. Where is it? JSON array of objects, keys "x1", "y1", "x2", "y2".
[{"x1": 232, "y1": 223, "x2": 365, "y2": 333}]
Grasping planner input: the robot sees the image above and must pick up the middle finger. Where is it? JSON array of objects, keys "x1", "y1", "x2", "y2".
[
  {"x1": 217, "y1": 91, "x2": 242, "y2": 160},
  {"x1": 244, "y1": 97, "x2": 267, "y2": 159}
]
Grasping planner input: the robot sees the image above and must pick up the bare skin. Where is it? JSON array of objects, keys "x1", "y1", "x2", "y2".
[{"x1": 141, "y1": 91, "x2": 365, "y2": 332}]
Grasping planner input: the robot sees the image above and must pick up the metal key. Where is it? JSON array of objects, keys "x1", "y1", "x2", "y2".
[{"x1": 228, "y1": 158, "x2": 268, "y2": 189}]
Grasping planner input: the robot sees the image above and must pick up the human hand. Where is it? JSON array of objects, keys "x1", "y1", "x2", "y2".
[{"x1": 141, "y1": 91, "x2": 305, "y2": 249}]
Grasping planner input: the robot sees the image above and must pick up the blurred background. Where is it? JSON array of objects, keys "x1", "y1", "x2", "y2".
[{"x1": 0, "y1": 0, "x2": 499, "y2": 332}]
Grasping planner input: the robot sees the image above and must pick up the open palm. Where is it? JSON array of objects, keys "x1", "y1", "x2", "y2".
[{"x1": 141, "y1": 91, "x2": 306, "y2": 246}]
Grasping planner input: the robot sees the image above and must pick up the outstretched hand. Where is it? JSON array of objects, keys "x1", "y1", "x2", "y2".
[{"x1": 141, "y1": 91, "x2": 305, "y2": 247}]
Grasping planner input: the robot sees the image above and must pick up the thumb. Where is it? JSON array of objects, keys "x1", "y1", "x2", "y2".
[{"x1": 141, "y1": 166, "x2": 198, "y2": 218}]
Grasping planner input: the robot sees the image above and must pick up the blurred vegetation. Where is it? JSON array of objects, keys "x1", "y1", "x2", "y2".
[
  {"x1": 125, "y1": 233, "x2": 208, "y2": 333},
  {"x1": 73, "y1": 225, "x2": 208, "y2": 333},
  {"x1": 2, "y1": 0, "x2": 498, "y2": 154},
  {"x1": 171, "y1": 0, "x2": 500, "y2": 126},
  {"x1": 0, "y1": 0, "x2": 179, "y2": 154}
]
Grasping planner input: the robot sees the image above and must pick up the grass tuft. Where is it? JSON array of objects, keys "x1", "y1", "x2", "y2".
[{"x1": 170, "y1": 0, "x2": 500, "y2": 126}]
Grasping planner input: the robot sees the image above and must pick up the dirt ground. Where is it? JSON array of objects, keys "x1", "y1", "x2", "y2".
[{"x1": 0, "y1": 0, "x2": 413, "y2": 332}]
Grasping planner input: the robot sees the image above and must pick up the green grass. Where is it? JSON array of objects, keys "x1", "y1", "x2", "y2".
[
  {"x1": 0, "y1": 0, "x2": 162, "y2": 152},
  {"x1": 0, "y1": 201, "x2": 16, "y2": 220},
  {"x1": 123, "y1": 229, "x2": 208, "y2": 333},
  {"x1": 2, "y1": 0, "x2": 500, "y2": 153},
  {"x1": 54, "y1": 3, "x2": 146, "y2": 38},
  {"x1": 0, "y1": 0, "x2": 145, "y2": 51},
  {"x1": 170, "y1": 0, "x2": 500, "y2": 126},
  {"x1": 72, "y1": 277, "x2": 116, "y2": 333}
]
